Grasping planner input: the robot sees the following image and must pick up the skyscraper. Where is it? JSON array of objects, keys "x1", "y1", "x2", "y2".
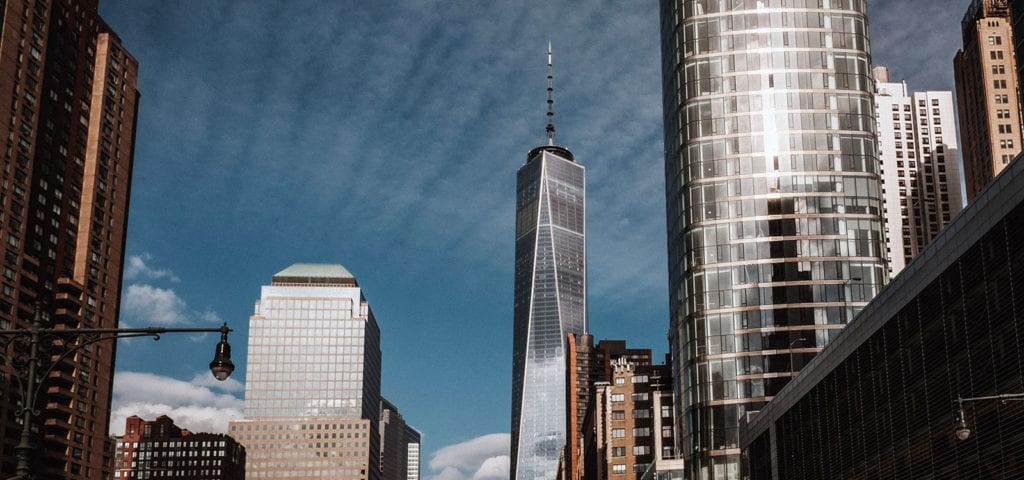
[
  {"x1": 228, "y1": 264, "x2": 383, "y2": 480},
  {"x1": 405, "y1": 426, "x2": 421, "y2": 480},
  {"x1": 659, "y1": 2, "x2": 888, "y2": 478},
  {"x1": 511, "y1": 45, "x2": 587, "y2": 480},
  {"x1": 380, "y1": 398, "x2": 417, "y2": 480},
  {"x1": 873, "y1": 66, "x2": 963, "y2": 277},
  {"x1": 0, "y1": 1, "x2": 138, "y2": 477},
  {"x1": 955, "y1": 0, "x2": 1021, "y2": 201}
]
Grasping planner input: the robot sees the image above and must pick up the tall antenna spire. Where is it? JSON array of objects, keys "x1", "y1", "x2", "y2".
[{"x1": 546, "y1": 41, "x2": 555, "y2": 146}]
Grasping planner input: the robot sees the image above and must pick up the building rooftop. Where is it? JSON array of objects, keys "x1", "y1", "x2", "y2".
[{"x1": 271, "y1": 263, "x2": 357, "y2": 286}]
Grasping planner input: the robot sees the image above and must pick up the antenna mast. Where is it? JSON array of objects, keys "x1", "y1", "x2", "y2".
[{"x1": 546, "y1": 42, "x2": 555, "y2": 146}]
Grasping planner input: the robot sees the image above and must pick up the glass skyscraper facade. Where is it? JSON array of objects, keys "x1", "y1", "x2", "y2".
[
  {"x1": 511, "y1": 144, "x2": 587, "y2": 480},
  {"x1": 229, "y1": 264, "x2": 383, "y2": 479},
  {"x1": 659, "y1": 1, "x2": 887, "y2": 478}
]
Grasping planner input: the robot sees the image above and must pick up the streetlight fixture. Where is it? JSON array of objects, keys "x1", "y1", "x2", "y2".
[
  {"x1": 789, "y1": 337, "x2": 807, "y2": 374},
  {"x1": 954, "y1": 393, "x2": 1024, "y2": 441},
  {"x1": 0, "y1": 303, "x2": 235, "y2": 480}
]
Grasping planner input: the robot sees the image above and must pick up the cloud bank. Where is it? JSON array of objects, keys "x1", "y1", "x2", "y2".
[
  {"x1": 429, "y1": 433, "x2": 510, "y2": 480},
  {"x1": 109, "y1": 371, "x2": 244, "y2": 435}
]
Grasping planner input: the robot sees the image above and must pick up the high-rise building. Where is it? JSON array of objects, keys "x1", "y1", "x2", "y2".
[
  {"x1": 955, "y1": 0, "x2": 1021, "y2": 201},
  {"x1": 0, "y1": 1, "x2": 138, "y2": 477},
  {"x1": 640, "y1": 370, "x2": 684, "y2": 480},
  {"x1": 112, "y1": 415, "x2": 245, "y2": 480},
  {"x1": 741, "y1": 153, "x2": 1024, "y2": 479},
  {"x1": 511, "y1": 45, "x2": 587, "y2": 480},
  {"x1": 591, "y1": 359, "x2": 672, "y2": 480},
  {"x1": 873, "y1": 66, "x2": 963, "y2": 276},
  {"x1": 659, "y1": 1, "x2": 888, "y2": 478},
  {"x1": 380, "y1": 398, "x2": 415, "y2": 480},
  {"x1": 228, "y1": 264, "x2": 383, "y2": 480},
  {"x1": 564, "y1": 333, "x2": 598, "y2": 480},
  {"x1": 1011, "y1": 0, "x2": 1024, "y2": 107},
  {"x1": 566, "y1": 338, "x2": 658, "y2": 480},
  {"x1": 405, "y1": 426, "x2": 421, "y2": 480}
]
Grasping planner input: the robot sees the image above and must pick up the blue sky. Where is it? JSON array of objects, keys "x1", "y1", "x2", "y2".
[{"x1": 98, "y1": 1, "x2": 965, "y2": 478}]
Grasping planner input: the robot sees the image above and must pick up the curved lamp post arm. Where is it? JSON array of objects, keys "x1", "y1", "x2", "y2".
[
  {"x1": 954, "y1": 393, "x2": 1024, "y2": 440},
  {"x1": 0, "y1": 316, "x2": 233, "y2": 480}
]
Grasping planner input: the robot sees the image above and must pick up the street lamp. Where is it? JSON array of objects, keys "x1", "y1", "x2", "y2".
[
  {"x1": 788, "y1": 338, "x2": 807, "y2": 374},
  {"x1": 953, "y1": 393, "x2": 1024, "y2": 441},
  {"x1": 0, "y1": 303, "x2": 235, "y2": 480}
]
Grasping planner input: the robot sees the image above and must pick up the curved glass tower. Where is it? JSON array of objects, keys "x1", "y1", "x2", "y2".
[
  {"x1": 659, "y1": 1, "x2": 887, "y2": 478},
  {"x1": 511, "y1": 45, "x2": 587, "y2": 480}
]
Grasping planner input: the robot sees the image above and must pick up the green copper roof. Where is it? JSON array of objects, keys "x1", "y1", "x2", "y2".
[{"x1": 272, "y1": 263, "x2": 356, "y2": 285}]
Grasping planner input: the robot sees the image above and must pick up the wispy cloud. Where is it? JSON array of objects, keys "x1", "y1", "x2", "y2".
[
  {"x1": 109, "y1": 371, "x2": 243, "y2": 435},
  {"x1": 124, "y1": 254, "x2": 181, "y2": 282},
  {"x1": 428, "y1": 433, "x2": 510, "y2": 480},
  {"x1": 120, "y1": 254, "x2": 223, "y2": 327}
]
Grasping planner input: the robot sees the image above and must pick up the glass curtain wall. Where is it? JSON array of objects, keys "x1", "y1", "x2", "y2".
[
  {"x1": 659, "y1": 0, "x2": 887, "y2": 478},
  {"x1": 511, "y1": 146, "x2": 587, "y2": 480}
]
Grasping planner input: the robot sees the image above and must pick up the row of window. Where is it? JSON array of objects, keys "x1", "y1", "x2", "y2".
[
  {"x1": 610, "y1": 392, "x2": 651, "y2": 402},
  {"x1": 611, "y1": 427, "x2": 653, "y2": 438}
]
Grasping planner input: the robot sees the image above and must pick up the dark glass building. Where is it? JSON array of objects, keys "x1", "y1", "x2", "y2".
[
  {"x1": 741, "y1": 155, "x2": 1024, "y2": 479},
  {"x1": 511, "y1": 47, "x2": 587, "y2": 480},
  {"x1": 659, "y1": 1, "x2": 886, "y2": 478}
]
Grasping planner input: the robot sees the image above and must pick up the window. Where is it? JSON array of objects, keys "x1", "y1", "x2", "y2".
[
  {"x1": 611, "y1": 410, "x2": 625, "y2": 420},
  {"x1": 633, "y1": 446, "x2": 651, "y2": 456},
  {"x1": 634, "y1": 409, "x2": 651, "y2": 418},
  {"x1": 633, "y1": 427, "x2": 651, "y2": 436},
  {"x1": 631, "y1": 375, "x2": 649, "y2": 384},
  {"x1": 611, "y1": 393, "x2": 625, "y2": 402},
  {"x1": 631, "y1": 392, "x2": 649, "y2": 402},
  {"x1": 612, "y1": 465, "x2": 626, "y2": 474},
  {"x1": 611, "y1": 447, "x2": 626, "y2": 457},
  {"x1": 663, "y1": 425, "x2": 674, "y2": 438},
  {"x1": 611, "y1": 428, "x2": 626, "y2": 438},
  {"x1": 662, "y1": 405, "x2": 672, "y2": 418},
  {"x1": 615, "y1": 377, "x2": 625, "y2": 385}
]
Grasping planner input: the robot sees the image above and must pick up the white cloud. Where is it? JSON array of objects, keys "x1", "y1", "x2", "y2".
[
  {"x1": 121, "y1": 285, "x2": 223, "y2": 327},
  {"x1": 472, "y1": 456, "x2": 510, "y2": 480},
  {"x1": 123, "y1": 284, "x2": 188, "y2": 325},
  {"x1": 124, "y1": 254, "x2": 180, "y2": 282},
  {"x1": 189, "y1": 371, "x2": 245, "y2": 394},
  {"x1": 428, "y1": 433, "x2": 510, "y2": 480},
  {"x1": 199, "y1": 309, "x2": 223, "y2": 324},
  {"x1": 109, "y1": 371, "x2": 244, "y2": 435}
]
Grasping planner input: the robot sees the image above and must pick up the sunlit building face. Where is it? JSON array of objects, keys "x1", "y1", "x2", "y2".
[
  {"x1": 230, "y1": 264, "x2": 382, "y2": 480},
  {"x1": 660, "y1": 0, "x2": 887, "y2": 478},
  {"x1": 511, "y1": 145, "x2": 587, "y2": 480}
]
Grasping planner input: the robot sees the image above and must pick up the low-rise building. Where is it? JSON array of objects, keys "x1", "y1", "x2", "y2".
[
  {"x1": 112, "y1": 415, "x2": 245, "y2": 480},
  {"x1": 740, "y1": 155, "x2": 1024, "y2": 478}
]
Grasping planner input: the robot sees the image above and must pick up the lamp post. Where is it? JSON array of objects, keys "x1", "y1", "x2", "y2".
[
  {"x1": 954, "y1": 393, "x2": 1024, "y2": 441},
  {"x1": 788, "y1": 338, "x2": 807, "y2": 374},
  {"x1": 0, "y1": 303, "x2": 235, "y2": 480}
]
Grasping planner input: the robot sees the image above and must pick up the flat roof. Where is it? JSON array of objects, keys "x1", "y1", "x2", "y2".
[{"x1": 271, "y1": 263, "x2": 356, "y2": 285}]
